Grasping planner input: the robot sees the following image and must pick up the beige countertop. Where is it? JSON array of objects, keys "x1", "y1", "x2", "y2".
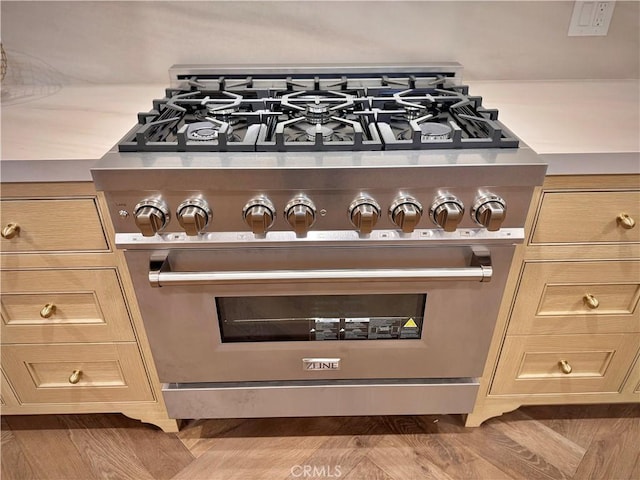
[
  {"x1": 1, "y1": 80, "x2": 638, "y2": 182},
  {"x1": 470, "y1": 79, "x2": 639, "y2": 175}
]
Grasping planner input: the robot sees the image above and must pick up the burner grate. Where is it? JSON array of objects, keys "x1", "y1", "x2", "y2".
[{"x1": 117, "y1": 72, "x2": 519, "y2": 152}]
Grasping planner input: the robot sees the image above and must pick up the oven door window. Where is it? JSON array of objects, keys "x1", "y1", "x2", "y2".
[{"x1": 216, "y1": 294, "x2": 426, "y2": 342}]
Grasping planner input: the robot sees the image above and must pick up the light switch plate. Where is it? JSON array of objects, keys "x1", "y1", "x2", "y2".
[{"x1": 568, "y1": 1, "x2": 616, "y2": 36}]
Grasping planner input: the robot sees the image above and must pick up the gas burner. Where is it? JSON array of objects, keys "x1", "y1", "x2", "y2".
[
  {"x1": 258, "y1": 112, "x2": 382, "y2": 151},
  {"x1": 402, "y1": 105, "x2": 426, "y2": 121},
  {"x1": 304, "y1": 103, "x2": 332, "y2": 124},
  {"x1": 388, "y1": 113, "x2": 462, "y2": 145},
  {"x1": 186, "y1": 121, "x2": 234, "y2": 141},
  {"x1": 254, "y1": 89, "x2": 382, "y2": 151},
  {"x1": 393, "y1": 89, "x2": 433, "y2": 120},
  {"x1": 280, "y1": 118, "x2": 349, "y2": 144},
  {"x1": 304, "y1": 125, "x2": 334, "y2": 142},
  {"x1": 204, "y1": 103, "x2": 239, "y2": 118},
  {"x1": 199, "y1": 92, "x2": 243, "y2": 124},
  {"x1": 280, "y1": 91, "x2": 355, "y2": 120},
  {"x1": 420, "y1": 122, "x2": 452, "y2": 140}
]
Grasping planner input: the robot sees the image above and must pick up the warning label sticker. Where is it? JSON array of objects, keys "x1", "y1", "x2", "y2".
[
  {"x1": 312, "y1": 318, "x2": 340, "y2": 341},
  {"x1": 368, "y1": 317, "x2": 402, "y2": 339},
  {"x1": 400, "y1": 317, "x2": 421, "y2": 339},
  {"x1": 309, "y1": 317, "x2": 422, "y2": 341},
  {"x1": 404, "y1": 318, "x2": 418, "y2": 328},
  {"x1": 343, "y1": 318, "x2": 370, "y2": 340}
]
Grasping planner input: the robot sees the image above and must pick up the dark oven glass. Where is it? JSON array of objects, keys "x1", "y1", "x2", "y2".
[{"x1": 216, "y1": 294, "x2": 426, "y2": 342}]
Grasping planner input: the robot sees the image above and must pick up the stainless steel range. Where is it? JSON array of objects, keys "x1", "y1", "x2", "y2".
[{"x1": 92, "y1": 63, "x2": 546, "y2": 420}]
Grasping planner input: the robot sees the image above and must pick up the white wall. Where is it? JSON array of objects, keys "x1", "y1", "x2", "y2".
[{"x1": 1, "y1": 0, "x2": 638, "y2": 85}]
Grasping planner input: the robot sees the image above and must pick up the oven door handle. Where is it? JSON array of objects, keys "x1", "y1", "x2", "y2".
[{"x1": 148, "y1": 250, "x2": 492, "y2": 287}]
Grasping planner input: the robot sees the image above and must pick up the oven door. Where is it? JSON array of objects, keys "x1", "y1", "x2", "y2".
[{"x1": 125, "y1": 243, "x2": 513, "y2": 384}]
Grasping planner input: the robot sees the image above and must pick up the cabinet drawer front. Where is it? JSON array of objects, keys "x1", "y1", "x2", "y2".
[
  {"x1": 1, "y1": 369, "x2": 19, "y2": 408},
  {"x1": 509, "y1": 261, "x2": 640, "y2": 335},
  {"x1": 1, "y1": 343, "x2": 154, "y2": 404},
  {"x1": 625, "y1": 353, "x2": 640, "y2": 395},
  {"x1": 1, "y1": 269, "x2": 135, "y2": 343},
  {"x1": 0, "y1": 199, "x2": 108, "y2": 252},
  {"x1": 490, "y1": 334, "x2": 639, "y2": 395},
  {"x1": 531, "y1": 191, "x2": 640, "y2": 245}
]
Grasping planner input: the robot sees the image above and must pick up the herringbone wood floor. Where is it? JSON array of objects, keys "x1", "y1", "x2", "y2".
[{"x1": 1, "y1": 404, "x2": 638, "y2": 480}]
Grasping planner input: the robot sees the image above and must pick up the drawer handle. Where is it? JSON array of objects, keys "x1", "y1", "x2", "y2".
[
  {"x1": 583, "y1": 294, "x2": 599, "y2": 310},
  {"x1": 558, "y1": 360, "x2": 572, "y2": 374},
  {"x1": 1, "y1": 223, "x2": 20, "y2": 239},
  {"x1": 617, "y1": 213, "x2": 636, "y2": 230},
  {"x1": 68, "y1": 370, "x2": 82, "y2": 384},
  {"x1": 40, "y1": 303, "x2": 57, "y2": 319}
]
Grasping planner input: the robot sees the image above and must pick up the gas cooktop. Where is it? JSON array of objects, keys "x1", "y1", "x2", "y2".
[
  {"x1": 94, "y1": 64, "x2": 547, "y2": 246},
  {"x1": 118, "y1": 64, "x2": 519, "y2": 152}
]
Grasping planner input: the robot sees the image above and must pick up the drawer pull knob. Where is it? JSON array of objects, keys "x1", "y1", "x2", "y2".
[
  {"x1": 1, "y1": 223, "x2": 20, "y2": 239},
  {"x1": 558, "y1": 360, "x2": 572, "y2": 374},
  {"x1": 583, "y1": 294, "x2": 600, "y2": 310},
  {"x1": 617, "y1": 213, "x2": 636, "y2": 230},
  {"x1": 68, "y1": 370, "x2": 82, "y2": 384},
  {"x1": 40, "y1": 303, "x2": 57, "y2": 318}
]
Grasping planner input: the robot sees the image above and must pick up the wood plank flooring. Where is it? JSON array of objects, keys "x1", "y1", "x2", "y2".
[{"x1": 1, "y1": 404, "x2": 638, "y2": 480}]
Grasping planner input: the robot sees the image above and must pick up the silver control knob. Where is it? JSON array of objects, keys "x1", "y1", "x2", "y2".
[
  {"x1": 177, "y1": 198, "x2": 211, "y2": 236},
  {"x1": 430, "y1": 195, "x2": 464, "y2": 232},
  {"x1": 390, "y1": 196, "x2": 423, "y2": 233},
  {"x1": 472, "y1": 194, "x2": 507, "y2": 231},
  {"x1": 133, "y1": 198, "x2": 170, "y2": 237},
  {"x1": 349, "y1": 196, "x2": 381, "y2": 235},
  {"x1": 243, "y1": 196, "x2": 276, "y2": 235},
  {"x1": 285, "y1": 196, "x2": 316, "y2": 237}
]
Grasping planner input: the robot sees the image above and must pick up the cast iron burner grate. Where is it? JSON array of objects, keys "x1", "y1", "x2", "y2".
[{"x1": 117, "y1": 71, "x2": 519, "y2": 152}]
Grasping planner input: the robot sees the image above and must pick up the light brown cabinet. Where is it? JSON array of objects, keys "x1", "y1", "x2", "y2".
[
  {"x1": 467, "y1": 174, "x2": 640, "y2": 426},
  {"x1": 490, "y1": 333, "x2": 640, "y2": 395},
  {"x1": 0, "y1": 198, "x2": 109, "y2": 252},
  {"x1": 0, "y1": 182, "x2": 177, "y2": 432},
  {"x1": 2, "y1": 343, "x2": 154, "y2": 404}
]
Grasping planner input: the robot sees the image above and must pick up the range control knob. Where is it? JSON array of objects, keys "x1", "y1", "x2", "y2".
[
  {"x1": 349, "y1": 196, "x2": 381, "y2": 235},
  {"x1": 133, "y1": 198, "x2": 170, "y2": 237},
  {"x1": 472, "y1": 194, "x2": 507, "y2": 231},
  {"x1": 243, "y1": 196, "x2": 276, "y2": 235},
  {"x1": 285, "y1": 196, "x2": 316, "y2": 237},
  {"x1": 430, "y1": 195, "x2": 465, "y2": 232},
  {"x1": 390, "y1": 196, "x2": 423, "y2": 233},
  {"x1": 177, "y1": 198, "x2": 211, "y2": 236}
]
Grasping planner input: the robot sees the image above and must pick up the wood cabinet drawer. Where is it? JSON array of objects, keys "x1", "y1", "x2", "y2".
[
  {"x1": 1, "y1": 343, "x2": 154, "y2": 404},
  {"x1": 625, "y1": 353, "x2": 640, "y2": 395},
  {"x1": 1, "y1": 369, "x2": 19, "y2": 408},
  {"x1": 531, "y1": 191, "x2": 640, "y2": 245},
  {"x1": 0, "y1": 199, "x2": 108, "y2": 252},
  {"x1": 1, "y1": 269, "x2": 135, "y2": 343},
  {"x1": 490, "y1": 334, "x2": 640, "y2": 395},
  {"x1": 509, "y1": 260, "x2": 640, "y2": 335}
]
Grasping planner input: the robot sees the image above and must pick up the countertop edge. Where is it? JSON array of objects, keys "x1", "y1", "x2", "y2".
[
  {"x1": 541, "y1": 151, "x2": 640, "y2": 176},
  {"x1": 1, "y1": 151, "x2": 639, "y2": 184},
  {"x1": 1, "y1": 159, "x2": 97, "y2": 184}
]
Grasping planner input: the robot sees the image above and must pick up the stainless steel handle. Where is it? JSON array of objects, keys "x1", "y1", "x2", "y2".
[{"x1": 149, "y1": 251, "x2": 492, "y2": 287}]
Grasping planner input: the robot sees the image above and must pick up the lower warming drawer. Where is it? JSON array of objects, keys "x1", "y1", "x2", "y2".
[{"x1": 162, "y1": 378, "x2": 480, "y2": 418}]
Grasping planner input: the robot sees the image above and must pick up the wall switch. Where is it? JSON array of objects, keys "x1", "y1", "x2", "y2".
[{"x1": 568, "y1": 1, "x2": 616, "y2": 36}]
